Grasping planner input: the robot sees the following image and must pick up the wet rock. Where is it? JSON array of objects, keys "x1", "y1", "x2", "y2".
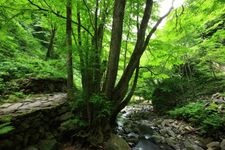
[
  {"x1": 159, "y1": 128, "x2": 168, "y2": 136},
  {"x1": 167, "y1": 128, "x2": 176, "y2": 138},
  {"x1": 184, "y1": 140, "x2": 204, "y2": 150},
  {"x1": 161, "y1": 119, "x2": 174, "y2": 127},
  {"x1": 127, "y1": 132, "x2": 139, "y2": 139},
  {"x1": 117, "y1": 102, "x2": 221, "y2": 150},
  {"x1": 104, "y1": 134, "x2": 130, "y2": 150},
  {"x1": 165, "y1": 137, "x2": 177, "y2": 147},
  {"x1": 220, "y1": 139, "x2": 225, "y2": 150},
  {"x1": 206, "y1": 141, "x2": 220, "y2": 150},
  {"x1": 152, "y1": 133, "x2": 165, "y2": 143},
  {"x1": 134, "y1": 138, "x2": 161, "y2": 150}
]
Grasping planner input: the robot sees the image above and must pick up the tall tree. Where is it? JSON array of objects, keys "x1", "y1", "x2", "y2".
[
  {"x1": 104, "y1": 0, "x2": 126, "y2": 98},
  {"x1": 107, "y1": 0, "x2": 173, "y2": 123},
  {"x1": 66, "y1": 0, "x2": 74, "y2": 100}
]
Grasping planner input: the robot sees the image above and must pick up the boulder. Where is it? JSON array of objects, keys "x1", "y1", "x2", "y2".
[
  {"x1": 165, "y1": 137, "x2": 176, "y2": 147},
  {"x1": 206, "y1": 141, "x2": 220, "y2": 150},
  {"x1": 220, "y1": 139, "x2": 225, "y2": 150},
  {"x1": 152, "y1": 133, "x2": 165, "y2": 143},
  {"x1": 104, "y1": 134, "x2": 130, "y2": 150},
  {"x1": 184, "y1": 140, "x2": 204, "y2": 150}
]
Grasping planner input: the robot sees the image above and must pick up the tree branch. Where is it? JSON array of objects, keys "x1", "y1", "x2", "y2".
[
  {"x1": 82, "y1": 0, "x2": 95, "y2": 30},
  {"x1": 139, "y1": 66, "x2": 157, "y2": 75},
  {"x1": 143, "y1": 6, "x2": 173, "y2": 50},
  {"x1": 110, "y1": 61, "x2": 140, "y2": 124},
  {"x1": 27, "y1": 0, "x2": 93, "y2": 37}
]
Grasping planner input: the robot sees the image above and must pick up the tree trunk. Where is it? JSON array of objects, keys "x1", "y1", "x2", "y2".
[
  {"x1": 46, "y1": 25, "x2": 57, "y2": 60},
  {"x1": 104, "y1": 0, "x2": 126, "y2": 98},
  {"x1": 112, "y1": 0, "x2": 153, "y2": 102},
  {"x1": 110, "y1": 60, "x2": 140, "y2": 125},
  {"x1": 66, "y1": 0, "x2": 74, "y2": 100},
  {"x1": 112, "y1": 0, "x2": 172, "y2": 102}
]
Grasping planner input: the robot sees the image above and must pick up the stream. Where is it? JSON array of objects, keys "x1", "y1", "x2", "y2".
[
  {"x1": 116, "y1": 101, "x2": 173, "y2": 150},
  {"x1": 115, "y1": 100, "x2": 212, "y2": 150}
]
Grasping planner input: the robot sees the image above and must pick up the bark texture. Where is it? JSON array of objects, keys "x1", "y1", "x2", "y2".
[
  {"x1": 66, "y1": 0, "x2": 74, "y2": 100},
  {"x1": 104, "y1": 0, "x2": 126, "y2": 98}
]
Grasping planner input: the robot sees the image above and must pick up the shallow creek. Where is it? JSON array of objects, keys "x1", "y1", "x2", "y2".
[
  {"x1": 116, "y1": 102, "x2": 173, "y2": 150},
  {"x1": 115, "y1": 101, "x2": 216, "y2": 150}
]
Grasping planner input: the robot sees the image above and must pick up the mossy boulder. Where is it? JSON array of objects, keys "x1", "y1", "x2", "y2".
[{"x1": 104, "y1": 134, "x2": 130, "y2": 150}]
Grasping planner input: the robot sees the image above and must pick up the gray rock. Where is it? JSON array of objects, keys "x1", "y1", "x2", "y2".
[
  {"x1": 206, "y1": 141, "x2": 220, "y2": 150},
  {"x1": 166, "y1": 137, "x2": 176, "y2": 147},
  {"x1": 104, "y1": 134, "x2": 130, "y2": 150},
  {"x1": 220, "y1": 139, "x2": 225, "y2": 150},
  {"x1": 135, "y1": 139, "x2": 161, "y2": 150},
  {"x1": 159, "y1": 128, "x2": 168, "y2": 136},
  {"x1": 184, "y1": 140, "x2": 204, "y2": 150},
  {"x1": 167, "y1": 128, "x2": 176, "y2": 138},
  {"x1": 127, "y1": 132, "x2": 139, "y2": 139},
  {"x1": 152, "y1": 133, "x2": 165, "y2": 143},
  {"x1": 161, "y1": 119, "x2": 174, "y2": 127},
  {"x1": 0, "y1": 103, "x2": 12, "y2": 108},
  {"x1": 2, "y1": 103, "x2": 23, "y2": 113}
]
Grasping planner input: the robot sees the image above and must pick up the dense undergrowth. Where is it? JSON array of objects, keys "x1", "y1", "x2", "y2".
[
  {"x1": 169, "y1": 101, "x2": 225, "y2": 136},
  {"x1": 0, "y1": 20, "x2": 66, "y2": 103}
]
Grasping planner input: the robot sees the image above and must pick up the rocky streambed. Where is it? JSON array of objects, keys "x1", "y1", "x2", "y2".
[{"x1": 116, "y1": 101, "x2": 225, "y2": 150}]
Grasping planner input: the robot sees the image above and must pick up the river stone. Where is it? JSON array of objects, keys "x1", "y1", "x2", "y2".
[
  {"x1": 184, "y1": 140, "x2": 204, "y2": 150},
  {"x1": 159, "y1": 128, "x2": 168, "y2": 136},
  {"x1": 167, "y1": 128, "x2": 176, "y2": 138},
  {"x1": 127, "y1": 132, "x2": 139, "y2": 139},
  {"x1": 220, "y1": 139, "x2": 225, "y2": 150},
  {"x1": 206, "y1": 141, "x2": 220, "y2": 150},
  {"x1": 166, "y1": 137, "x2": 176, "y2": 147},
  {"x1": 104, "y1": 134, "x2": 130, "y2": 150},
  {"x1": 152, "y1": 133, "x2": 165, "y2": 143}
]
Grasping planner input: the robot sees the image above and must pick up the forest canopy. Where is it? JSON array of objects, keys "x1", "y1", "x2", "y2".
[{"x1": 0, "y1": 0, "x2": 225, "y2": 149}]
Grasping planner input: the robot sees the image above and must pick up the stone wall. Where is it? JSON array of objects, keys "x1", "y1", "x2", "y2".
[{"x1": 0, "y1": 98, "x2": 73, "y2": 150}]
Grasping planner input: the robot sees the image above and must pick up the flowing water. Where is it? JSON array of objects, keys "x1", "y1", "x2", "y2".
[{"x1": 116, "y1": 103, "x2": 166, "y2": 150}]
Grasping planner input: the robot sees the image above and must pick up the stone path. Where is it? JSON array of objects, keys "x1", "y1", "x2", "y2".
[{"x1": 0, "y1": 93, "x2": 67, "y2": 116}]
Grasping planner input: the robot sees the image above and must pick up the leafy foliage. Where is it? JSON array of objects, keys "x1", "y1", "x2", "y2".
[
  {"x1": 151, "y1": 76, "x2": 185, "y2": 113},
  {"x1": 60, "y1": 117, "x2": 87, "y2": 131},
  {"x1": 90, "y1": 94, "x2": 112, "y2": 119},
  {"x1": 169, "y1": 101, "x2": 225, "y2": 134},
  {"x1": 0, "y1": 122, "x2": 15, "y2": 135}
]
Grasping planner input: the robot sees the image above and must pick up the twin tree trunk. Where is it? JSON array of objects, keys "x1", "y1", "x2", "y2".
[
  {"x1": 105, "y1": 0, "x2": 173, "y2": 124},
  {"x1": 106, "y1": 0, "x2": 154, "y2": 123},
  {"x1": 67, "y1": 0, "x2": 173, "y2": 133}
]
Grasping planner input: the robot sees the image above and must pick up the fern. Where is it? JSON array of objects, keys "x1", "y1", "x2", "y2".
[{"x1": 0, "y1": 123, "x2": 15, "y2": 135}]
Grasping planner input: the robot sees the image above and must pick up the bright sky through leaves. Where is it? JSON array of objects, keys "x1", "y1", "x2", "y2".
[{"x1": 159, "y1": 0, "x2": 184, "y2": 27}]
